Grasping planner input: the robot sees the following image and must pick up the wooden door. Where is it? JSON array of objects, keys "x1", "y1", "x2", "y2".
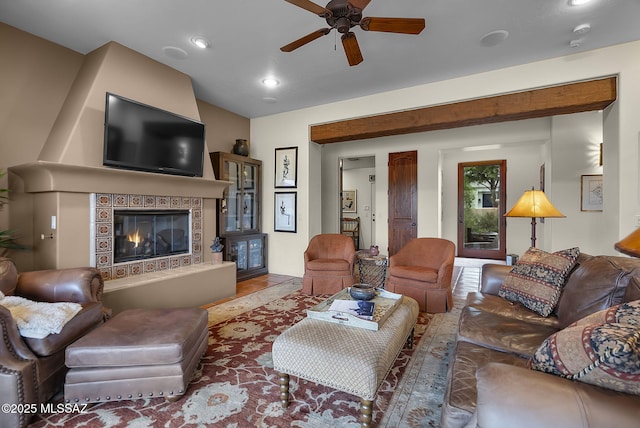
[
  {"x1": 457, "y1": 160, "x2": 507, "y2": 260},
  {"x1": 388, "y1": 151, "x2": 418, "y2": 255}
]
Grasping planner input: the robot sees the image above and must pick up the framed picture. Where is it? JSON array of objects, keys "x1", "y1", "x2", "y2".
[
  {"x1": 274, "y1": 147, "x2": 298, "y2": 188},
  {"x1": 581, "y1": 174, "x2": 603, "y2": 211},
  {"x1": 342, "y1": 190, "x2": 357, "y2": 213},
  {"x1": 275, "y1": 192, "x2": 297, "y2": 233}
]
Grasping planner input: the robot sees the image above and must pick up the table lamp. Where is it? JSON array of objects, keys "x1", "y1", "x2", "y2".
[
  {"x1": 505, "y1": 188, "x2": 565, "y2": 248},
  {"x1": 614, "y1": 228, "x2": 640, "y2": 257}
]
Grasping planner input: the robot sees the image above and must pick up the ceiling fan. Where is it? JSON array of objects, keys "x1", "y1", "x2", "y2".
[{"x1": 280, "y1": 0, "x2": 425, "y2": 66}]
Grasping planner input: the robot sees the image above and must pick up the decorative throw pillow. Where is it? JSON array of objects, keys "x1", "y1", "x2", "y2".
[
  {"x1": 498, "y1": 247, "x2": 580, "y2": 317},
  {"x1": 530, "y1": 323, "x2": 640, "y2": 395},
  {"x1": 571, "y1": 300, "x2": 640, "y2": 327}
]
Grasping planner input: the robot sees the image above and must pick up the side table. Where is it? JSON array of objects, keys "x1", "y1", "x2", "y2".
[{"x1": 357, "y1": 253, "x2": 389, "y2": 289}]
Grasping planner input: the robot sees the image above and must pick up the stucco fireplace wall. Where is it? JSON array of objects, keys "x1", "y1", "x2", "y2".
[{"x1": 8, "y1": 41, "x2": 235, "y2": 313}]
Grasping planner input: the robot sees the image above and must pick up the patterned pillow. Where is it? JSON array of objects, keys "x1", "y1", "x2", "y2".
[
  {"x1": 571, "y1": 300, "x2": 640, "y2": 327},
  {"x1": 530, "y1": 323, "x2": 640, "y2": 395},
  {"x1": 498, "y1": 247, "x2": 580, "y2": 317}
]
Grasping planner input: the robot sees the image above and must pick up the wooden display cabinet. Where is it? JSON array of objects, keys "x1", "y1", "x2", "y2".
[{"x1": 211, "y1": 152, "x2": 267, "y2": 280}]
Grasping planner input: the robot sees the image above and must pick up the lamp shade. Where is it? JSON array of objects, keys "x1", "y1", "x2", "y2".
[
  {"x1": 615, "y1": 228, "x2": 640, "y2": 258},
  {"x1": 504, "y1": 189, "x2": 565, "y2": 218}
]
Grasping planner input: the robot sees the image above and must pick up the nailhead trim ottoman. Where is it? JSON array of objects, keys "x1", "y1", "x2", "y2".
[
  {"x1": 64, "y1": 307, "x2": 208, "y2": 404},
  {"x1": 272, "y1": 295, "x2": 419, "y2": 427}
]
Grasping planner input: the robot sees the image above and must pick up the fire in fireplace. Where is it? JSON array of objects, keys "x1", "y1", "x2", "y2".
[{"x1": 113, "y1": 209, "x2": 190, "y2": 263}]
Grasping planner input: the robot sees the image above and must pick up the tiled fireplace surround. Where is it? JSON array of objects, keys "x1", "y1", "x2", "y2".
[{"x1": 93, "y1": 193, "x2": 204, "y2": 281}]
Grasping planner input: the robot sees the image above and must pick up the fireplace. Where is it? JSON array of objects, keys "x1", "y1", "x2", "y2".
[
  {"x1": 93, "y1": 193, "x2": 204, "y2": 280},
  {"x1": 113, "y1": 209, "x2": 190, "y2": 263}
]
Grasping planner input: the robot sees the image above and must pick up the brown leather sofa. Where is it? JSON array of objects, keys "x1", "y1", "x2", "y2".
[
  {"x1": 441, "y1": 253, "x2": 640, "y2": 428},
  {"x1": 0, "y1": 257, "x2": 104, "y2": 428}
]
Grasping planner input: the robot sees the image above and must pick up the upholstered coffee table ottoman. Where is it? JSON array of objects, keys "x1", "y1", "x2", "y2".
[
  {"x1": 64, "y1": 307, "x2": 208, "y2": 404},
  {"x1": 272, "y1": 295, "x2": 419, "y2": 427}
]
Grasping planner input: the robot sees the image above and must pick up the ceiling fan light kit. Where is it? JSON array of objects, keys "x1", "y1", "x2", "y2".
[{"x1": 281, "y1": 0, "x2": 425, "y2": 66}]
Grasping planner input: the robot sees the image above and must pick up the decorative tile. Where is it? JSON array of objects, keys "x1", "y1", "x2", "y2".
[
  {"x1": 181, "y1": 256, "x2": 192, "y2": 266},
  {"x1": 128, "y1": 262, "x2": 143, "y2": 276},
  {"x1": 157, "y1": 258, "x2": 170, "y2": 271},
  {"x1": 112, "y1": 265, "x2": 128, "y2": 279},
  {"x1": 113, "y1": 194, "x2": 128, "y2": 207},
  {"x1": 144, "y1": 195, "x2": 156, "y2": 207},
  {"x1": 192, "y1": 198, "x2": 202, "y2": 208},
  {"x1": 181, "y1": 197, "x2": 191, "y2": 208},
  {"x1": 96, "y1": 208, "x2": 112, "y2": 223},
  {"x1": 96, "y1": 194, "x2": 112, "y2": 207},
  {"x1": 192, "y1": 220, "x2": 202, "y2": 232},
  {"x1": 95, "y1": 252, "x2": 112, "y2": 268},
  {"x1": 171, "y1": 197, "x2": 182, "y2": 208},
  {"x1": 156, "y1": 196, "x2": 170, "y2": 208},
  {"x1": 96, "y1": 237, "x2": 112, "y2": 253},
  {"x1": 96, "y1": 223, "x2": 112, "y2": 237},
  {"x1": 143, "y1": 260, "x2": 157, "y2": 273},
  {"x1": 192, "y1": 208, "x2": 202, "y2": 220},
  {"x1": 170, "y1": 257, "x2": 181, "y2": 268},
  {"x1": 128, "y1": 195, "x2": 143, "y2": 207}
]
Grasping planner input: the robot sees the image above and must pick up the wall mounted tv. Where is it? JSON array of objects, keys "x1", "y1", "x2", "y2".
[{"x1": 103, "y1": 92, "x2": 205, "y2": 177}]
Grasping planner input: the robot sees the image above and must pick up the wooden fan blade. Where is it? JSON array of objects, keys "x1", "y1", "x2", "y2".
[
  {"x1": 284, "y1": 0, "x2": 331, "y2": 16},
  {"x1": 281, "y1": 28, "x2": 331, "y2": 52},
  {"x1": 341, "y1": 32, "x2": 363, "y2": 66},
  {"x1": 349, "y1": 0, "x2": 372, "y2": 12},
  {"x1": 360, "y1": 17, "x2": 426, "y2": 34}
]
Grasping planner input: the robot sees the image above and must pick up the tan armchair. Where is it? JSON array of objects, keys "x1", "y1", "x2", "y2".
[
  {"x1": 386, "y1": 238, "x2": 456, "y2": 313},
  {"x1": 0, "y1": 257, "x2": 104, "y2": 428},
  {"x1": 302, "y1": 234, "x2": 356, "y2": 295}
]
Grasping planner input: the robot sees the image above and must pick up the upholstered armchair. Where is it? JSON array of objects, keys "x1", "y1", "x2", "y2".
[
  {"x1": 0, "y1": 257, "x2": 104, "y2": 428},
  {"x1": 302, "y1": 234, "x2": 356, "y2": 295},
  {"x1": 386, "y1": 238, "x2": 456, "y2": 313}
]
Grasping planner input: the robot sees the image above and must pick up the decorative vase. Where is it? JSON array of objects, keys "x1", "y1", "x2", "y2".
[
  {"x1": 349, "y1": 284, "x2": 377, "y2": 301},
  {"x1": 232, "y1": 139, "x2": 249, "y2": 156},
  {"x1": 211, "y1": 252, "x2": 223, "y2": 264},
  {"x1": 369, "y1": 245, "x2": 379, "y2": 256}
]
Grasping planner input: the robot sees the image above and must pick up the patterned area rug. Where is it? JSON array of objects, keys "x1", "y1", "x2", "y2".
[{"x1": 30, "y1": 272, "x2": 464, "y2": 427}]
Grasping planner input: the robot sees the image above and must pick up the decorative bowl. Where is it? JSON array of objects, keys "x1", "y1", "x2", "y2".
[{"x1": 349, "y1": 284, "x2": 377, "y2": 301}]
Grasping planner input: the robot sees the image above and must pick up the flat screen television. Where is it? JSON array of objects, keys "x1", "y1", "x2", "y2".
[{"x1": 103, "y1": 92, "x2": 205, "y2": 177}]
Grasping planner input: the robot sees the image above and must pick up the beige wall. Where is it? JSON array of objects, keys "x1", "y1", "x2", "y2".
[
  {"x1": 197, "y1": 100, "x2": 250, "y2": 158},
  {"x1": 0, "y1": 23, "x2": 84, "y2": 232}
]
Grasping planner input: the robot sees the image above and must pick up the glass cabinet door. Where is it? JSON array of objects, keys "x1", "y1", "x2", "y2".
[
  {"x1": 242, "y1": 163, "x2": 259, "y2": 232},
  {"x1": 223, "y1": 159, "x2": 241, "y2": 233}
]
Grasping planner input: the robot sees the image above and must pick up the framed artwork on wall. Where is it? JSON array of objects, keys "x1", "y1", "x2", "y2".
[
  {"x1": 275, "y1": 192, "x2": 297, "y2": 232},
  {"x1": 274, "y1": 146, "x2": 298, "y2": 188},
  {"x1": 581, "y1": 174, "x2": 603, "y2": 211},
  {"x1": 342, "y1": 190, "x2": 357, "y2": 213}
]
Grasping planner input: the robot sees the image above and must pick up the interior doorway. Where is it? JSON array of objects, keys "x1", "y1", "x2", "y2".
[
  {"x1": 339, "y1": 156, "x2": 376, "y2": 251},
  {"x1": 457, "y1": 160, "x2": 507, "y2": 260}
]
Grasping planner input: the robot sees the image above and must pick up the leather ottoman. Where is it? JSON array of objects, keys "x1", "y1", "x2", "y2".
[{"x1": 64, "y1": 307, "x2": 208, "y2": 404}]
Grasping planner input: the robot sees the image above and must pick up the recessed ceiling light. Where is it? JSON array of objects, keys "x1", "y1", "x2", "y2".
[
  {"x1": 262, "y1": 78, "x2": 280, "y2": 88},
  {"x1": 573, "y1": 23, "x2": 591, "y2": 34},
  {"x1": 162, "y1": 46, "x2": 189, "y2": 60},
  {"x1": 480, "y1": 30, "x2": 509, "y2": 47},
  {"x1": 569, "y1": 0, "x2": 592, "y2": 6},
  {"x1": 190, "y1": 36, "x2": 210, "y2": 49}
]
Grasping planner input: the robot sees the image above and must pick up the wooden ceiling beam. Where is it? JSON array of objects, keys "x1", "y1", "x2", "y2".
[{"x1": 309, "y1": 77, "x2": 617, "y2": 144}]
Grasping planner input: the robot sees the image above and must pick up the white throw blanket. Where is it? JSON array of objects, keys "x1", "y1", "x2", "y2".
[{"x1": 0, "y1": 290, "x2": 82, "y2": 339}]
